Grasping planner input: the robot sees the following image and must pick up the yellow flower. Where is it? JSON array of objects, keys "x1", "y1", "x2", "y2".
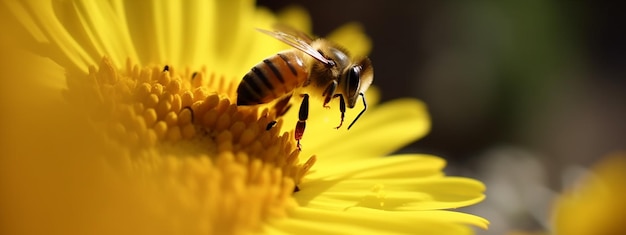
[
  {"x1": 0, "y1": 0, "x2": 487, "y2": 235},
  {"x1": 552, "y1": 152, "x2": 626, "y2": 235}
]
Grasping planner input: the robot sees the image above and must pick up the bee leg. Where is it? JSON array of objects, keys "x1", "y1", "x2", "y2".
[
  {"x1": 273, "y1": 94, "x2": 293, "y2": 118},
  {"x1": 347, "y1": 93, "x2": 367, "y2": 130},
  {"x1": 266, "y1": 94, "x2": 293, "y2": 131},
  {"x1": 295, "y1": 94, "x2": 309, "y2": 150},
  {"x1": 322, "y1": 81, "x2": 338, "y2": 109},
  {"x1": 334, "y1": 94, "x2": 346, "y2": 129}
]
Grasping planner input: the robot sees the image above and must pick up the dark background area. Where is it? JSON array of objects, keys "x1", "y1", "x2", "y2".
[
  {"x1": 257, "y1": 0, "x2": 625, "y2": 164},
  {"x1": 257, "y1": 1, "x2": 625, "y2": 234}
]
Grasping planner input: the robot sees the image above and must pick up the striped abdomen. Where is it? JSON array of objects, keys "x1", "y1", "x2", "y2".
[{"x1": 237, "y1": 51, "x2": 309, "y2": 105}]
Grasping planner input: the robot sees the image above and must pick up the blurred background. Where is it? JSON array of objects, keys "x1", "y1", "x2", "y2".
[{"x1": 258, "y1": 1, "x2": 625, "y2": 234}]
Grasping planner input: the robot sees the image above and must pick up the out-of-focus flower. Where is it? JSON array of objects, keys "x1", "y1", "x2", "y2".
[
  {"x1": 0, "y1": 1, "x2": 487, "y2": 234},
  {"x1": 552, "y1": 152, "x2": 626, "y2": 235}
]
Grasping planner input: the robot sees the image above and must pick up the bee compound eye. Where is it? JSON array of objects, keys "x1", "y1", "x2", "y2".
[{"x1": 347, "y1": 65, "x2": 361, "y2": 94}]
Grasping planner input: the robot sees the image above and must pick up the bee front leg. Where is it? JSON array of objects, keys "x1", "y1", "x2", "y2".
[
  {"x1": 295, "y1": 94, "x2": 309, "y2": 150},
  {"x1": 334, "y1": 94, "x2": 346, "y2": 129},
  {"x1": 322, "y1": 81, "x2": 337, "y2": 109}
]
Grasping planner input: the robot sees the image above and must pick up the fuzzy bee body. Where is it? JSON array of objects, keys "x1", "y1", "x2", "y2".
[
  {"x1": 236, "y1": 28, "x2": 374, "y2": 150},
  {"x1": 237, "y1": 51, "x2": 308, "y2": 106}
]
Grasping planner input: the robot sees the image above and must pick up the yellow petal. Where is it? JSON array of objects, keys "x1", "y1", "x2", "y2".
[
  {"x1": 277, "y1": 5, "x2": 313, "y2": 34},
  {"x1": 4, "y1": 0, "x2": 96, "y2": 73},
  {"x1": 327, "y1": 22, "x2": 372, "y2": 57},
  {"x1": 309, "y1": 154, "x2": 445, "y2": 177},
  {"x1": 296, "y1": 155, "x2": 485, "y2": 212},
  {"x1": 268, "y1": 207, "x2": 485, "y2": 235},
  {"x1": 552, "y1": 153, "x2": 626, "y2": 235},
  {"x1": 72, "y1": 1, "x2": 140, "y2": 68},
  {"x1": 303, "y1": 98, "x2": 430, "y2": 160}
]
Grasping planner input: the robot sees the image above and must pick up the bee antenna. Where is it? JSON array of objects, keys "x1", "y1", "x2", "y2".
[{"x1": 347, "y1": 93, "x2": 367, "y2": 130}]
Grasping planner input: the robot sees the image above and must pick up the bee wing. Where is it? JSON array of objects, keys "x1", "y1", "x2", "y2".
[
  {"x1": 271, "y1": 24, "x2": 315, "y2": 43},
  {"x1": 256, "y1": 28, "x2": 335, "y2": 66}
]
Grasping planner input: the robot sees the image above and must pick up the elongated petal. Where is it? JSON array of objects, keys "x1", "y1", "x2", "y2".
[
  {"x1": 268, "y1": 207, "x2": 487, "y2": 235},
  {"x1": 328, "y1": 22, "x2": 372, "y2": 57},
  {"x1": 72, "y1": 1, "x2": 140, "y2": 67},
  {"x1": 302, "y1": 99, "x2": 430, "y2": 160},
  {"x1": 297, "y1": 155, "x2": 485, "y2": 212}
]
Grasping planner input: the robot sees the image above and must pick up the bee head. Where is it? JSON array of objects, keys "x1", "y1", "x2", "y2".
[{"x1": 343, "y1": 57, "x2": 373, "y2": 108}]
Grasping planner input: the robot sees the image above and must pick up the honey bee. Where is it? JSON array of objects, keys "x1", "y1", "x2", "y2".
[{"x1": 236, "y1": 27, "x2": 374, "y2": 150}]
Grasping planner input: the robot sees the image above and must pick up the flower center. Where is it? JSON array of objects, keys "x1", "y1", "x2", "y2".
[{"x1": 63, "y1": 56, "x2": 315, "y2": 233}]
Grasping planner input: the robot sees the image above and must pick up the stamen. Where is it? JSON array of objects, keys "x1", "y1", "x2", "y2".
[{"x1": 62, "y1": 56, "x2": 317, "y2": 232}]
